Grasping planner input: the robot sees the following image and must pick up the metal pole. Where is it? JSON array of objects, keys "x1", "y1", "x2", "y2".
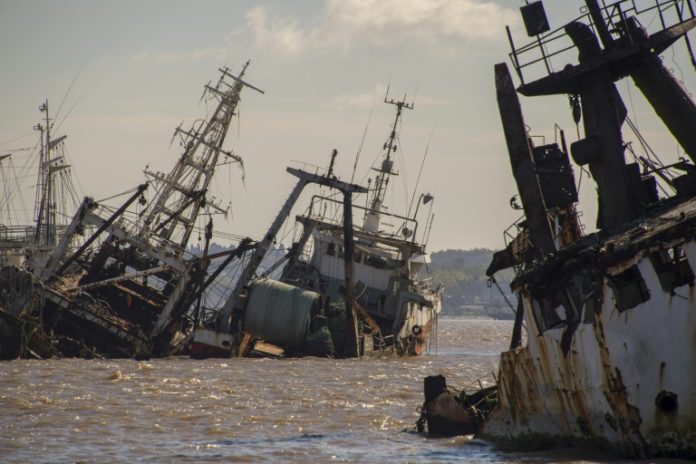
[
  {"x1": 44, "y1": 101, "x2": 51, "y2": 245},
  {"x1": 342, "y1": 191, "x2": 360, "y2": 358},
  {"x1": 55, "y1": 183, "x2": 148, "y2": 276},
  {"x1": 585, "y1": 0, "x2": 614, "y2": 48}
]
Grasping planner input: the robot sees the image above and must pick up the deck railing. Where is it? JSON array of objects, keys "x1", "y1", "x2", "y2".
[{"x1": 509, "y1": 0, "x2": 696, "y2": 85}]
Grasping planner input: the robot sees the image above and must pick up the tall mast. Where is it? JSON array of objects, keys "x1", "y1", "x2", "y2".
[
  {"x1": 44, "y1": 101, "x2": 52, "y2": 245},
  {"x1": 139, "y1": 61, "x2": 263, "y2": 255},
  {"x1": 363, "y1": 91, "x2": 413, "y2": 232},
  {"x1": 31, "y1": 100, "x2": 70, "y2": 247},
  {"x1": 33, "y1": 100, "x2": 52, "y2": 245}
]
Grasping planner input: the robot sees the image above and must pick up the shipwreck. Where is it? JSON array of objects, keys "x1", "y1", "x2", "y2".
[
  {"x1": 0, "y1": 62, "x2": 262, "y2": 359},
  {"x1": 0, "y1": 100, "x2": 83, "y2": 358},
  {"x1": 420, "y1": 0, "x2": 696, "y2": 458},
  {"x1": 192, "y1": 94, "x2": 442, "y2": 358},
  {"x1": 0, "y1": 100, "x2": 79, "y2": 271}
]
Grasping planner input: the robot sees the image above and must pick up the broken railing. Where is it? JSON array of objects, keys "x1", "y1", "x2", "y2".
[{"x1": 508, "y1": 0, "x2": 696, "y2": 85}]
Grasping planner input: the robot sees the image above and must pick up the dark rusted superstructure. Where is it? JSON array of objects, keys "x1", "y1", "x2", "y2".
[
  {"x1": 0, "y1": 64, "x2": 262, "y2": 359},
  {"x1": 423, "y1": 0, "x2": 696, "y2": 458},
  {"x1": 484, "y1": 0, "x2": 696, "y2": 458},
  {"x1": 192, "y1": 95, "x2": 442, "y2": 359}
]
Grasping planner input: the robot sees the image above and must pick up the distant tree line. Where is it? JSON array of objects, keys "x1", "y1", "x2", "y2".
[{"x1": 428, "y1": 248, "x2": 515, "y2": 315}]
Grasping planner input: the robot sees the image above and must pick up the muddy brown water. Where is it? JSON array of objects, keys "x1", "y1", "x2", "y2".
[{"x1": 0, "y1": 318, "x2": 683, "y2": 462}]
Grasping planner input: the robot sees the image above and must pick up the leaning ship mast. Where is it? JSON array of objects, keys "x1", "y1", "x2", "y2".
[
  {"x1": 363, "y1": 92, "x2": 413, "y2": 233},
  {"x1": 141, "y1": 61, "x2": 263, "y2": 253},
  {"x1": 33, "y1": 62, "x2": 263, "y2": 358}
]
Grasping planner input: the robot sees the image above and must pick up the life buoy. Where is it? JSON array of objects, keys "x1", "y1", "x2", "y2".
[{"x1": 412, "y1": 325, "x2": 423, "y2": 336}]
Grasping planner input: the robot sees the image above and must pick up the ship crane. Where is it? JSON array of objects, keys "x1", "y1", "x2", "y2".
[
  {"x1": 36, "y1": 62, "x2": 263, "y2": 358},
  {"x1": 213, "y1": 154, "x2": 367, "y2": 357}
]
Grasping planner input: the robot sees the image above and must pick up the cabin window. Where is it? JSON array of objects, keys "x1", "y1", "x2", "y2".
[
  {"x1": 650, "y1": 247, "x2": 695, "y2": 293},
  {"x1": 531, "y1": 284, "x2": 581, "y2": 334},
  {"x1": 577, "y1": 276, "x2": 603, "y2": 324},
  {"x1": 365, "y1": 255, "x2": 388, "y2": 269},
  {"x1": 532, "y1": 281, "x2": 582, "y2": 333},
  {"x1": 389, "y1": 258, "x2": 405, "y2": 270},
  {"x1": 326, "y1": 243, "x2": 336, "y2": 256},
  {"x1": 531, "y1": 297, "x2": 563, "y2": 333},
  {"x1": 608, "y1": 266, "x2": 650, "y2": 312}
]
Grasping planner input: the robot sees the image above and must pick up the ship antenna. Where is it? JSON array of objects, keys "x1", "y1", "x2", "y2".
[
  {"x1": 327, "y1": 148, "x2": 338, "y2": 178},
  {"x1": 381, "y1": 89, "x2": 413, "y2": 184},
  {"x1": 34, "y1": 100, "x2": 52, "y2": 245},
  {"x1": 362, "y1": 86, "x2": 413, "y2": 232}
]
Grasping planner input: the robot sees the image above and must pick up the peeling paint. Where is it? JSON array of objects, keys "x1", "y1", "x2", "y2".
[{"x1": 478, "y1": 2, "x2": 696, "y2": 456}]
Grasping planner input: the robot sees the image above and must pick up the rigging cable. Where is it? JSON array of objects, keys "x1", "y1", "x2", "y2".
[
  {"x1": 351, "y1": 102, "x2": 376, "y2": 183},
  {"x1": 53, "y1": 67, "x2": 83, "y2": 125},
  {"x1": 358, "y1": 148, "x2": 384, "y2": 186},
  {"x1": 395, "y1": 133, "x2": 409, "y2": 207},
  {"x1": 96, "y1": 185, "x2": 143, "y2": 204},
  {"x1": 487, "y1": 275, "x2": 519, "y2": 317},
  {"x1": 407, "y1": 118, "x2": 437, "y2": 217},
  {"x1": 0, "y1": 132, "x2": 34, "y2": 147},
  {"x1": 53, "y1": 90, "x2": 86, "y2": 135},
  {"x1": 621, "y1": 80, "x2": 673, "y2": 195}
]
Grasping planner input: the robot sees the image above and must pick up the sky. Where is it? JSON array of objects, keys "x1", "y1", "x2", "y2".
[{"x1": 2, "y1": 0, "x2": 696, "y2": 252}]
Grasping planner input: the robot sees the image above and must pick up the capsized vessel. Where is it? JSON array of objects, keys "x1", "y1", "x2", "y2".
[
  {"x1": 192, "y1": 94, "x2": 442, "y2": 358},
  {"x1": 280, "y1": 95, "x2": 442, "y2": 357},
  {"x1": 0, "y1": 63, "x2": 262, "y2": 359},
  {"x1": 0, "y1": 101, "x2": 82, "y2": 358}
]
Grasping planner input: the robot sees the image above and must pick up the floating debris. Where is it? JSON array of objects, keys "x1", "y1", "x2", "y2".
[{"x1": 415, "y1": 375, "x2": 496, "y2": 436}]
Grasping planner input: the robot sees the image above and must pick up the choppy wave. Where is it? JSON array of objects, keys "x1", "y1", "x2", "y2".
[{"x1": 0, "y1": 319, "x2": 627, "y2": 462}]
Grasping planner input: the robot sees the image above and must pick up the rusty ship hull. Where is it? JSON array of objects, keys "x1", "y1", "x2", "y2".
[
  {"x1": 457, "y1": 0, "x2": 696, "y2": 458},
  {"x1": 482, "y1": 198, "x2": 696, "y2": 457}
]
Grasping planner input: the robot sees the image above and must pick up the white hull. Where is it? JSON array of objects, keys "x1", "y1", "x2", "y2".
[
  {"x1": 309, "y1": 230, "x2": 441, "y2": 355},
  {"x1": 482, "y1": 239, "x2": 696, "y2": 458}
]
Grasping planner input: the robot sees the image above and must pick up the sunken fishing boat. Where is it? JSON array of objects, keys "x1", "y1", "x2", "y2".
[
  {"x1": 192, "y1": 93, "x2": 442, "y2": 358},
  {"x1": 0, "y1": 101, "x2": 83, "y2": 358},
  {"x1": 420, "y1": 0, "x2": 696, "y2": 458},
  {"x1": 0, "y1": 62, "x2": 262, "y2": 359},
  {"x1": 0, "y1": 100, "x2": 79, "y2": 271}
]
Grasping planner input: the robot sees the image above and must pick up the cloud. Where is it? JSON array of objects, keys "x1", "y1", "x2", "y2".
[
  {"x1": 245, "y1": 0, "x2": 516, "y2": 55},
  {"x1": 327, "y1": 83, "x2": 453, "y2": 111},
  {"x1": 245, "y1": 7, "x2": 307, "y2": 55},
  {"x1": 328, "y1": 84, "x2": 388, "y2": 110}
]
